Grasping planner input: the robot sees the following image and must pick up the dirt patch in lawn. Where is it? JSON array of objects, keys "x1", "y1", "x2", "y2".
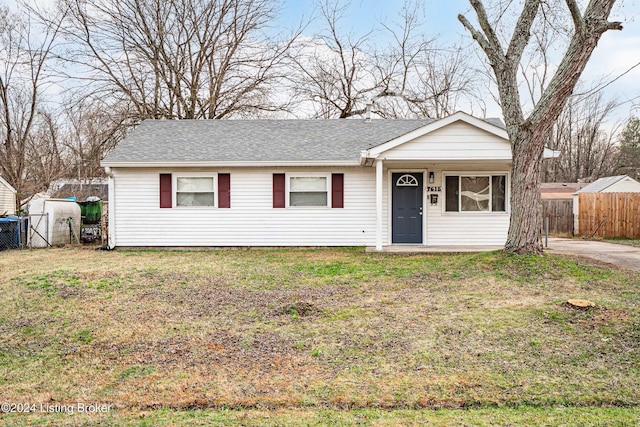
[{"x1": 0, "y1": 248, "x2": 638, "y2": 411}]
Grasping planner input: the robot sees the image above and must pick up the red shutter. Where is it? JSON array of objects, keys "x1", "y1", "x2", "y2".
[
  {"x1": 332, "y1": 173, "x2": 344, "y2": 208},
  {"x1": 159, "y1": 174, "x2": 172, "y2": 208},
  {"x1": 218, "y1": 173, "x2": 230, "y2": 208},
  {"x1": 273, "y1": 173, "x2": 285, "y2": 208}
]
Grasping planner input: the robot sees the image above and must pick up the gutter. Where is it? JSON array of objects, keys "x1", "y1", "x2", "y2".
[
  {"x1": 100, "y1": 160, "x2": 361, "y2": 168},
  {"x1": 360, "y1": 150, "x2": 377, "y2": 166}
]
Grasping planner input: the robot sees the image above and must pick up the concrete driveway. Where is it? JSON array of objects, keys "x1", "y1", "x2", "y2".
[{"x1": 546, "y1": 238, "x2": 640, "y2": 272}]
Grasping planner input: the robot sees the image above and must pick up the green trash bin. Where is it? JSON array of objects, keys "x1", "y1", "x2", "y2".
[{"x1": 78, "y1": 199, "x2": 102, "y2": 225}]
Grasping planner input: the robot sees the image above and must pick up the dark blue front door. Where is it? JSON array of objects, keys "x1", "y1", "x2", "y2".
[{"x1": 392, "y1": 173, "x2": 423, "y2": 244}]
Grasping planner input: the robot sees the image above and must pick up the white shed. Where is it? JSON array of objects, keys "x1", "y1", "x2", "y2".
[
  {"x1": 577, "y1": 175, "x2": 640, "y2": 194},
  {"x1": 573, "y1": 175, "x2": 640, "y2": 234},
  {"x1": 0, "y1": 176, "x2": 16, "y2": 215},
  {"x1": 28, "y1": 199, "x2": 81, "y2": 247}
]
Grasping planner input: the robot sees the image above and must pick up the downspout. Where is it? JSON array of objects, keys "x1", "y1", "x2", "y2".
[
  {"x1": 375, "y1": 159, "x2": 383, "y2": 251},
  {"x1": 105, "y1": 166, "x2": 116, "y2": 249}
]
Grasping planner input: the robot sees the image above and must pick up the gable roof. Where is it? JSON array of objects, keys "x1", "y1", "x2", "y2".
[
  {"x1": 576, "y1": 175, "x2": 639, "y2": 193},
  {"x1": 0, "y1": 175, "x2": 16, "y2": 193},
  {"x1": 102, "y1": 119, "x2": 435, "y2": 166},
  {"x1": 102, "y1": 114, "x2": 515, "y2": 167},
  {"x1": 361, "y1": 112, "x2": 509, "y2": 159}
]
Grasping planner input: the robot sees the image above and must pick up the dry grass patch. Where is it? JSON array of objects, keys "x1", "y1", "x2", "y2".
[{"x1": 0, "y1": 247, "x2": 638, "y2": 423}]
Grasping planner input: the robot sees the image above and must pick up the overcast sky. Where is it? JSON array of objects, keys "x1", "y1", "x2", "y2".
[
  {"x1": 7, "y1": 0, "x2": 640, "y2": 123},
  {"x1": 276, "y1": 0, "x2": 640, "y2": 123}
]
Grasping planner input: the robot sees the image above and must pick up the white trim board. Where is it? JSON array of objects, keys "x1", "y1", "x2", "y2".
[{"x1": 0, "y1": 175, "x2": 16, "y2": 193}]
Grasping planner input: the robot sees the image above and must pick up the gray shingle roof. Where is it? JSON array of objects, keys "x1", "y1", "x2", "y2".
[
  {"x1": 576, "y1": 175, "x2": 631, "y2": 193},
  {"x1": 102, "y1": 119, "x2": 436, "y2": 165}
]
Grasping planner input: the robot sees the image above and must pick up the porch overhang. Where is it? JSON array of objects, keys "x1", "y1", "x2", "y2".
[{"x1": 361, "y1": 149, "x2": 560, "y2": 166}]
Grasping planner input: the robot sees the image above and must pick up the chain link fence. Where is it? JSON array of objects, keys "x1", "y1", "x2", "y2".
[{"x1": 0, "y1": 217, "x2": 28, "y2": 250}]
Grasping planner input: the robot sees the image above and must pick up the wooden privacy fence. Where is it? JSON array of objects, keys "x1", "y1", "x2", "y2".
[
  {"x1": 542, "y1": 199, "x2": 574, "y2": 236},
  {"x1": 578, "y1": 193, "x2": 640, "y2": 238}
]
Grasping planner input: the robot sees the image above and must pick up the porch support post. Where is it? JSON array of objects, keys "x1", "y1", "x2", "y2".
[{"x1": 375, "y1": 159, "x2": 383, "y2": 251}]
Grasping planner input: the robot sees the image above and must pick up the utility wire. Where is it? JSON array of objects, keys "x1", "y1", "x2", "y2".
[{"x1": 572, "y1": 60, "x2": 640, "y2": 101}]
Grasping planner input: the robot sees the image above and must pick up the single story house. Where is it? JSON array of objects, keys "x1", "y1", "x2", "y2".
[
  {"x1": 541, "y1": 182, "x2": 587, "y2": 200},
  {"x1": 0, "y1": 175, "x2": 17, "y2": 215},
  {"x1": 101, "y1": 112, "x2": 558, "y2": 250},
  {"x1": 573, "y1": 175, "x2": 640, "y2": 235}
]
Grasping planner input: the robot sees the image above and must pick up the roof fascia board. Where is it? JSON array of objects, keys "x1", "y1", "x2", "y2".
[
  {"x1": 379, "y1": 156, "x2": 513, "y2": 161},
  {"x1": 600, "y1": 175, "x2": 629, "y2": 191},
  {"x1": 101, "y1": 160, "x2": 361, "y2": 168},
  {"x1": 362, "y1": 112, "x2": 509, "y2": 160}
]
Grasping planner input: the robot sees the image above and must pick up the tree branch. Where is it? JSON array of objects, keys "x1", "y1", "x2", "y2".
[
  {"x1": 468, "y1": 0, "x2": 503, "y2": 54},
  {"x1": 531, "y1": 0, "x2": 623, "y2": 127},
  {"x1": 565, "y1": 0, "x2": 585, "y2": 33},
  {"x1": 506, "y1": 0, "x2": 541, "y2": 68},
  {"x1": 457, "y1": 14, "x2": 490, "y2": 53}
]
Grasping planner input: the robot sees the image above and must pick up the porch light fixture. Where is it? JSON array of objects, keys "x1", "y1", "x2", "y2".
[{"x1": 429, "y1": 171, "x2": 434, "y2": 183}]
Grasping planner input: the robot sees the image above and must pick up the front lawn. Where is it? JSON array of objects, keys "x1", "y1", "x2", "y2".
[{"x1": 0, "y1": 247, "x2": 638, "y2": 425}]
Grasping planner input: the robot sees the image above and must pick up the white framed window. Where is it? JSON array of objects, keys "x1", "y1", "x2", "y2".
[
  {"x1": 174, "y1": 173, "x2": 217, "y2": 207},
  {"x1": 286, "y1": 173, "x2": 331, "y2": 207},
  {"x1": 444, "y1": 173, "x2": 507, "y2": 213},
  {"x1": 396, "y1": 174, "x2": 419, "y2": 187}
]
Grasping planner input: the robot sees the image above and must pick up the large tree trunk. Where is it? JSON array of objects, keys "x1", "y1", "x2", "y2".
[
  {"x1": 505, "y1": 128, "x2": 545, "y2": 254},
  {"x1": 459, "y1": 0, "x2": 622, "y2": 255}
]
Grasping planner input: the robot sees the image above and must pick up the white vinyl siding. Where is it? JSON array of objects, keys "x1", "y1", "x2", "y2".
[
  {"x1": 0, "y1": 180, "x2": 16, "y2": 215},
  {"x1": 111, "y1": 167, "x2": 376, "y2": 247},
  {"x1": 382, "y1": 121, "x2": 512, "y2": 161},
  {"x1": 111, "y1": 164, "x2": 510, "y2": 248},
  {"x1": 601, "y1": 177, "x2": 640, "y2": 192},
  {"x1": 426, "y1": 166, "x2": 510, "y2": 246}
]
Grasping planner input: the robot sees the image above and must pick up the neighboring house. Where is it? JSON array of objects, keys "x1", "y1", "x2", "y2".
[
  {"x1": 0, "y1": 176, "x2": 17, "y2": 215},
  {"x1": 48, "y1": 178, "x2": 109, "y2": 201},
  {"x1": 575, "y1": 175, "x2": 640, "y2": 194},
  {"x1": 21, "y1": 178, "x2": 109, "y2": 215},
  {"x1": 101, "y1": 112, "x2": 558, "y2": 250},
  {"x1": 573, "y1": 175, "x2": 640, "y2": 234},
  {"x1": 541, "y1": 182, "x2": 587, "y2": 200}
]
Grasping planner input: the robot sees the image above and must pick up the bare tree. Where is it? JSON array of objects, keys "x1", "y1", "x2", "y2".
[
  {"x1": 287, "y1": 0, "x2": 385, "y2": 118},
  {"x1": 24, "y1": 109, "x2": 66, "y2": 194},
  {"x1": 289, "y1": 0, "x2": 481, "y2": 119},
  {"x1": 61, "y1": 100, "x2": 130, "y2": 179},
  {"x1": 397, "y1": 47, "x2": 484, "y2": 119},
  {"x1": 544, "y1": 93, "x2": 620, "y2": 182},
  {"x1": 459, "y1": 0, "x2": 622, "y2": 254},
  {"x1": 0, "y1": 4, "x2": 64, "y2": 209},
  {"x1": 58, "y1": 0, "x2": 294, "y2": 121}
]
